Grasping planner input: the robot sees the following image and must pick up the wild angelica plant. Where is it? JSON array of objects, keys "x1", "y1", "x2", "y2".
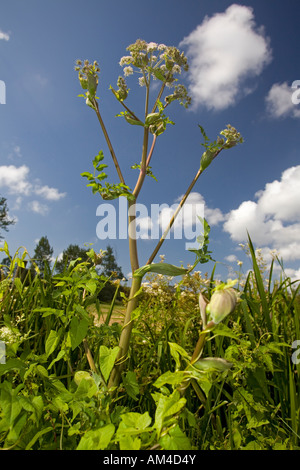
[{"x1": 75, "y1": 39, "x2": 243, "y2": 390}]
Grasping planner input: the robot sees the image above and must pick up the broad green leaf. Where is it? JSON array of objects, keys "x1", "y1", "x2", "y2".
[
  {"x1": 119, "y1": 412, "x2": 152, "y2": 431},
  {"x1": 70, "y1": 317, "x2": 89, "y2": 350},
  {"x1": 159, "y1": 425, "x2": 193, "y2": 450},
  {"x1": 154, "y1": 391, "x2": 186, "y2": 437},
  {"x1": 0, "y1": 359, "x2": 26, "y2": 378},
  {"x1": 168, "y1": 342, "x2": 190, "y2": 369},
  {"x1": 77, "y1": 424, "x2": 115, "y2": 450},
  {"x1": 74, "y1": 376, "x2": 98, "y2": 399},
  {"x1": 84, "y1": 279, "x2": 98, "y2": 295},
  {"x1": 45, "y1": 329, "x2": 61, "y2": 357},
  {"x1": 193, "y1": 357, "x2": 233, "y2": 372},
  {"x1": 153, "y1": 370, "x2": 188, "y2": 389},
  {"x1": 99, "y1": 345, "x2": 120, "y2": 383},
  {"x1": 48, "y1": 349, "x2": 65, "y2": 369},
  {"x1": 0, "y1": 382, "x2": 22, "y2": 426},
  {"x1": 119, "y1": 435, "x2": 141, "y2": 450},
  {"x1": 122, "y1": 370, "x2": 139, "y2": 401},
  {"x1": 133, "y1": 263, "x2": 188, "y2": 279}
]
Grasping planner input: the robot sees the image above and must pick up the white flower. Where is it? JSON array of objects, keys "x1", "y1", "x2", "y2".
[
  {"x1": 119, "y1": 56, "x2": 132, "y2": 66},
  {"x1": 147, "y1": 42, "x2": 158, "y2": 52},
  {"x1": 172, "y1": 64, "x2": 181, "y2": 74},
  {"x1": 123, "y1": 66, "x2": 133, "y2": 76},
  {"x1": 138, "y1": 76, "x2": 146, "y2": 87}
]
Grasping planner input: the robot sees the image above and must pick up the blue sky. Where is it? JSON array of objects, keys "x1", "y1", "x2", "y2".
[{"x1": 1, "y1": 0, "x2": 300, "y2": 282}]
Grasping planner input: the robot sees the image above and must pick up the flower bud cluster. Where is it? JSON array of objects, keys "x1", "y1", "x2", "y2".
[
  {"x1": 220, "y1": 124, "x2": 244, "y2": 149},
  {"x1": 118, "y1": 39, "x2": 191, "y2": 108},
  {"x1": 75, "y1": 59, "x2": 100, "y2": 107}
]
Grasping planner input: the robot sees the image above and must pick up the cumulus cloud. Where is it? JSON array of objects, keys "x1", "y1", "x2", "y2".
[
  {"x1": 265, "y1": 82, "x2": 300, "y2": 119},
  {"x1": 0, "y1": 29, "x2": 10, "y2": 41},
  {"x1": 0, "y1": 165, "x2": 32, "y2": 195},
  {"x1": 0, "y1": 164, "x2": 66, "y2": 214},
  {"x1": 179, "y1": 4, "x2": 272, "y2": 111},
  {"x1": 34, "y1": 185, "x2": 66, "y2": 201},
  {"x1": 28, "y1": 201, "x2": 49, "y2": 216},
  {"x1": 174, "y1": 192, "x2": 225, "y2": 227},
  {"x1": 223, "y1": 165, "x2": 300, "y2": 261}
]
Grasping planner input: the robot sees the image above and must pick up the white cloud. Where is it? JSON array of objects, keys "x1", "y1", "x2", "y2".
[
  {"x1": 179, "y1": 4, "x2": 272, "y2": 111},
  {"x1": 224, "y1": 254, "x2": 238, "y2": 263},
  {"x1": 0, "y1": 164, "x2": 66, "y2": 205},
  {"x1": 8, "y1": 145, "x2": 22, "y2": 159},
  {"x1": 283, "y1": 267, "x2": 300, "y2": 283},
  {"x1": 223, "y1": 165, "x2": 300, "y2": 261},
  {"x1": 34, "y1": 185, "x2": 66, "y2": 201},
  {"x1": 265, "y1": 82, "x2": 300, "y2": 118},
  {"x1": 28, "y1": 201, "x2": 49, "y2": 216},
  {"x1": 175, "y1": 192, "x2": 225, "y2": 227},
  {"x1": 0, "y1": 165, "x2": 32, "y2": 195},
  {"x1": 0, "y1": 30, "x2": 10, "y2": 41}
]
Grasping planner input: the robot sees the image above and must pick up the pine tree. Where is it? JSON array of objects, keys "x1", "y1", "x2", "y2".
[
  {"x1": 32, "y1": 236, "x2": 53, "y2": 271},
  {"x1": 0, "y1": 196, "x2": 15, "y2": 239},
  {"x1": 101, "y1": 245, "x2": 124, "y2": 279},
  {"x1": 55, "y1": 244, "x2": 91, "y2": 273}
]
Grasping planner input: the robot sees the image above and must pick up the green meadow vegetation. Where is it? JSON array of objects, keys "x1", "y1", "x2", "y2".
[{"x1": 0, "y1": 237, "x2": 299, "y2": 450}]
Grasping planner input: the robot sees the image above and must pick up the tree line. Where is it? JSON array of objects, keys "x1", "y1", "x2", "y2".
[{"x1": 0, "y1": 194, "x2": 125, "y2": 281}]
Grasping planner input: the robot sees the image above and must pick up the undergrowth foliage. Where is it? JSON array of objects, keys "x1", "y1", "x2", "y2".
[{"x1": 0, "y1": 237, "x2": 299, "y2": 450}]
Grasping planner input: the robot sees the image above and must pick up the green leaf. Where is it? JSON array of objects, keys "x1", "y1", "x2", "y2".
[
  {"x1": 45, "y1": 329, "x2": 61, "y2": 357},
  {"x1": 0, "y1": 359, "x2": 26, "y2": 378},
  {"x1": 123, "y1": 370, "x2": 140, "y2": 401},
  {"x1": 99, "y1": 345, "x2": 120, "y2": 383},
  {"x1": 193, "y1": 357, "x2": 233, "y2": 372},
  {"x1": 119, "y1": 412, "x2": 152, "y2": 431},
  {"x1": 153, "y1": 370, "x2": 188, "y2": 389},
  {"x1": 133, "y1": 263, "x2": 188, "y2": 279},
  {"x1": 153, "y1": 68, "x2": 166, "y2": 81},
  {"x1": 25, "y1": 427, "x2": 53, "y2": 450},
  {"x1": 69, "y1": 317, "x2": 89, "y2": 350},
  {"x1": 0, "y1": 381, "x2": 23, "y2": 427},
  {"x1": 168, "y1": 342, "x2": 190, "y2": 370},
  {"x1": 74, "y1": 376, "x2": 98, "y2": 399},
  {"x1": 77, "y1": 424, "x2": 115, "y2": 450},
  {"x1": 153, "y1": 391, "x2": 186, "y2": 437},
  {"x1": 119, "y1": 435, "x2": 141, "y2": 451},
  {"x1": 159, "y1": 425, "x2": 193, "y2": 450}
]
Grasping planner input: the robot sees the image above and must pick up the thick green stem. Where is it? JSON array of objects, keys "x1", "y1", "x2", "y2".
[
  {"x1": 107, "y1": 275, "x2": 142, "y2": 389},
  {"x1": 108, "y1": 198, "x2": 140, "y2": 390}
]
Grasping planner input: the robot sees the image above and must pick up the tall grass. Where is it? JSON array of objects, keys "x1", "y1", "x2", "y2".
[{"x1": 0, "y1": 241, "x2": 299, "y2": 450}]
